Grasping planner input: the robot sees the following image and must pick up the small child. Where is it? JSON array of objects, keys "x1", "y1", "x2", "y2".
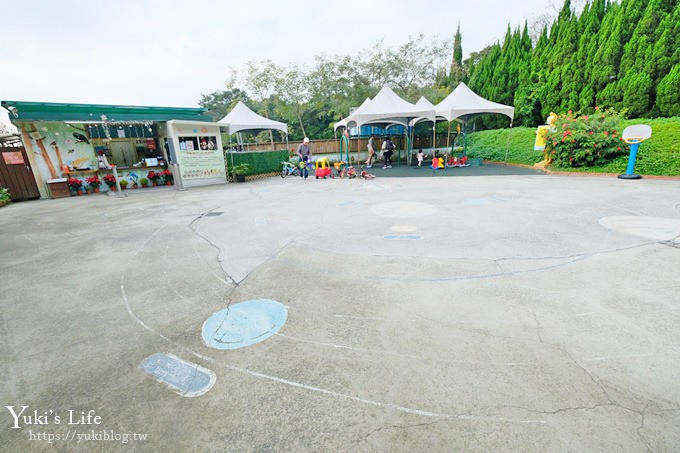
[{"x1": 417, "y1": 149, "x2": 424, "y2": 167}]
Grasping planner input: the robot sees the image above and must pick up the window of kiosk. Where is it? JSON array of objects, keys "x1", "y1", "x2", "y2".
[
  {"x1": 92, "y1": 138, "x2": 164, "y2": 169},
  {"x1": 178, "y1": 137, "x2": 199, "y2": 151}
]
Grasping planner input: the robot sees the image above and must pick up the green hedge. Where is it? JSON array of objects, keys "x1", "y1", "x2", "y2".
[
  {"x1": 465, "y1": 117, "x2": 680, "y2": 176},
  {"x1": 223, "y1": 150, "x2": 290, "y2": 175}
]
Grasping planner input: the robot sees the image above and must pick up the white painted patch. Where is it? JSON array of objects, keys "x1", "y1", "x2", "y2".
[
  {"x1": 599, "y1": 216, "x2": 680, "y2": 241},
  {"x1": 390, "y1": 225, "x2": 418, "y2": 233}
]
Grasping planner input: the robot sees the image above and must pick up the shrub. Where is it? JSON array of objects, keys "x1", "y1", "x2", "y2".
[
  {"x1": 0, "y1": 187, "x2": 10, "y2": 203},
  {"x1": 224, "y1": 150, "x2": 289, "y2": 175},
  {"x1": 545, "y1": 108, "x2": 627, "y2": 167}
]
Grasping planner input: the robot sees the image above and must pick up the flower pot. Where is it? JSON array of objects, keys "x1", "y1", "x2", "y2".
[
  {"x1": 166, "y1": 181, "x2": 173, "y2": 186},
  {"x1": 77, "y1": 190, "x2": 83, "y2": 195},
  {"x1": 152, "y1": 182, "x2": 158, "y2": 187},
  {"x1": 236, "y1": 175, "x2": 246, "y2": 183},
  {"x1": 94, "y1": 188, "x2": 100, "y2": 193}
]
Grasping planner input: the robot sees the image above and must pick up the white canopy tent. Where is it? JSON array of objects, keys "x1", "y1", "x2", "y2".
[
  {"x1": 409, "y1": 96, "x2": 438, "y2": 154},
  {"x1": 435, "y1": 82, "x2": 515, "y2": 157},
  {"x1": 348, "y1": 85, "x2": 435, "y2": 129},
  {"x1": 218, "y1": 100, "x2": 289, "y2": 169},
  {"x1": 409, "y1": 96, "x2": 436, "y2": 126},
  {"x1": 435, "y1": 82, "x2": 514, "y2": 123},
  {"x1": 333, "y1": 97, "x2": 372, "y2": 131},
  {"x1": 218, "y1": 101, "x2": 288, "y2": 136},
  {"x1": 334, "y1": 86, "x2": 436, "y2": 165}
]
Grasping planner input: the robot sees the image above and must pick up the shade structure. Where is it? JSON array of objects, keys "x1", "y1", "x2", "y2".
[
  {"x1": 435, "y1": 82, "x2": 514, "y2": 122},
  {"x1": 218, "y1": 101, "x2": 288, "y2": 135},
  {"x1": 409, "y1": 96, "x2": 436, "y2": 126},
  {"x1": 335, "y1": 86, "x2": 435, "y2": 131},
  {"x1": 351, "y1": 85, "x2": 435, "y2": 129},
  {"x1": 333, "y1": 97, "x2": 372, "y2": 131}
]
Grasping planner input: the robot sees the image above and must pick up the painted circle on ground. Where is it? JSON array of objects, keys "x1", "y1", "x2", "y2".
[
  {"x1": 370, "y1": 202, "x2": 437, "y2": 218},
  {"x1": 599, "y1": 216, "x2": 680, "y2": 241},
  {"x1": 383, "y1": 234, "x2": 424, "y2": 240},
  {"x1": 202, "y1": 299, "x2": 288, "y2": 350},
  {"x1": 390, "y1": 225, "x2": 418, "y2": 233}
]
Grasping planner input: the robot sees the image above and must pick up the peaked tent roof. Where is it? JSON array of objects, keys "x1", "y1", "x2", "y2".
[
  {"x1": 409, "y1": 96, "x2": 437, "y2": 126},
  {"x1": 333, "y1": 97, "x2": 372, "y2": 131},
  {"x1": 218, "y1": 101, "x2": 288, "y2": 135},
  {"x1": 335, "y1": 86, "x2": 435, "y2": 130},
  {"x1": 435, "y1": 82, "x2": 514, "y2": 122}
]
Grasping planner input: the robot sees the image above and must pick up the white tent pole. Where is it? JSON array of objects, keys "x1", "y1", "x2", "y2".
[
  {"x1": 432, "y1": 119, "x2": 436, "y2": 157},
  {"x1": 229, "y1": 133, "x2": 234, "y2": 169},
  {"x1": 446, "y1": 122, "x2": 451, "y2": 150},
  {"x1": 504, "y1": 120, "x2": 514, "y2": 165}
]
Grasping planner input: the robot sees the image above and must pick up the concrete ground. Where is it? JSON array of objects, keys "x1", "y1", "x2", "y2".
[{"x1": 1, "y1": 170, "x2": 679, "y2": 452}]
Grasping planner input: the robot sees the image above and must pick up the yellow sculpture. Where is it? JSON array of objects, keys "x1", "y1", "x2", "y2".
[{"x1": 534, "y1": 112, "x2": 557, "y2": 167}]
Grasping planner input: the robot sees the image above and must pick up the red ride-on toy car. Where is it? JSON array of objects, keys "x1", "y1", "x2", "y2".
[{"x1": 315, "y1": 157, "x2": 331, "y2": 179}]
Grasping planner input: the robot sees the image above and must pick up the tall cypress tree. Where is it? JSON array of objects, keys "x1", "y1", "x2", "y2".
[{"x1": 448, "y1": 24, "x2": 466, "y2": 88}]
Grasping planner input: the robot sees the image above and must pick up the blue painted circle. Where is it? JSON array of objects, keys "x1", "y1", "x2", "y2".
[
  {"x1": 383, "y1": 234, "x2": 424, "y2": 240},
  {"x1": 202, "y1": 299, "x2": 288, "y2": 350}
]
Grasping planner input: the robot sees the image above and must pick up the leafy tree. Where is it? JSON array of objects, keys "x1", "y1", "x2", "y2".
[
  {"x1": 621, "y1": 71, "x2": 653, "y2": 117},
  {"x1": 657, "y1": 64, "x2": 680, "y2": 117},
  {"x1": 198, "y1": 88, "x2": 249, "y2": 121},
  {"x1": 241, "y1": 60, "x2": 282, "y2": 142},
  {"x1": 274, "y1": 64, "x2": 312, "y2": 138}
]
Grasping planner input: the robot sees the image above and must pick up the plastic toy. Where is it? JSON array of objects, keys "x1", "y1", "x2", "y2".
[
  {"x1": 618, "y1": 124, "x2": 652, "y2": 180},
  {"x1": 281, "y1": 161, "x2": 300, "y2": 178},
  {"x1": 446, "y1": 155, "x2": 469, "y2": 167},
  {"x1": 315, "y1": 157, "x2": 331, "y2": 179},
  {"x1": 332, "y1": 161, "x2": 357, "y2": 178}
]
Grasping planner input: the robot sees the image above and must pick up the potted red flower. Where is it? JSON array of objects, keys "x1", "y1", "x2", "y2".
[
  {"x1": 67, "y1": 178, "x2": 83, "y2": 195},
  {"x1": 103, "y1": 174, "x2": 117, "y2": 190},
  {"x1": 86, "y1": 176, "x2": 101, "y2": 193},
  {"x1": 159, "y1": 169, "x2": 174, "y2": 185},
  {"x1": 147, "y1": 170, "x2": 161, "y2": 186}
]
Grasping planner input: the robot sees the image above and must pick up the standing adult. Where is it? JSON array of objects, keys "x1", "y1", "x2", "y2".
[
  {"x1": 382, "y1": 136, "x2": 394, "y2": 169},
  {"x1": 297, "y1": 137, "x2": 312, "y2": 179},
  {"x1": 365, "y1": 134, "x2": 376, "y2": 168}
]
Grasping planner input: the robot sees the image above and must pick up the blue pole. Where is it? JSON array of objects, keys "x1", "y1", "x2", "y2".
[
  {"x1": 618, "y1": 142, "x2": 642, "y2": 179},
  {"x1": 625, "y1": 143, "x2": 639, "y2": 175}
]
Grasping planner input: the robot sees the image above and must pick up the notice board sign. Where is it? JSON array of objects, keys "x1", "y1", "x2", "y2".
[{"x1": 2, "y1": 151, "x2": 25, "y2": 165}]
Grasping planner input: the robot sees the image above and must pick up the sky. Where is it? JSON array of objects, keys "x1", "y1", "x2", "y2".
[{"x1": 0, "y1": 0, "x2": 562, "y2": 126}]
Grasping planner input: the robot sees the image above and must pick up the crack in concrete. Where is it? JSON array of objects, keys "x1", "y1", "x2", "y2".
[{"x1": 350, "y1": 418, "x2": 452, "y2": 452}]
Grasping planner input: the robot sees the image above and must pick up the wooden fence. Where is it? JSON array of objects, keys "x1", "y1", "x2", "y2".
[{"x1": 234, "y1": 134, "x2": 460, "y2": 155}]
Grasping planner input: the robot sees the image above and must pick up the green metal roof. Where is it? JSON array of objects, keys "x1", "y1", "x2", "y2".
[{"x1": 1, "y1": 100, "x2": 212, "y2": 122}]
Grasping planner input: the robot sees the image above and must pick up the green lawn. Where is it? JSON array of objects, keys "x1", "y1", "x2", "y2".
[{"x1": 466, "y1": 117, "x2": 680, "y2": 176}]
